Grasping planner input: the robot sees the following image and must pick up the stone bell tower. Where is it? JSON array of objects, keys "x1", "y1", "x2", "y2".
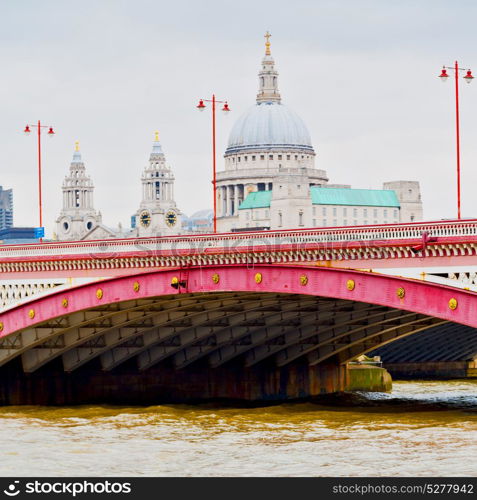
[
  {"x1": 134, "y1": 132, "x2": 182, "y2": 237},
  {"x1": 55, "y1": 142, "x2": 102, "y2": 240}
]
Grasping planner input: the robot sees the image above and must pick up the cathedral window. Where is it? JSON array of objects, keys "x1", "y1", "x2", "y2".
[
  {"x1": 244, "y1": 156, "x2": 248, "y2": 161},
  {"x1": 295, "y1": 155, "x2": 298, "y2": 160},
  {"x1": 278, "y1": 155, "x2": 282, "y2": 160},
  {"x1": 312, "y1": 206, "x2": 316, "y2": 216},
  {"x1": 394, "y1": 210, "x2": 398, "y2": 218},
  {"x1": 333, "y1": 219, "x2": 337, "y2": 226},
  {"x1": 238, "y1": 157, "x2": 241, "y2": 162},
  {"x1": 363, "y1": 209, "x2": 368, "y2": 217},
  {"x1": 333, "y1": 207, "x2": 337, "y2": 216},
  {"x1": 322, "y1": 207, "x2": 326, "y2": 216},
  {"x1": 353, "y1": 208, "x2": 357, "y2": 217},
  {"x1": 287, "y1": 155, "x2": 290, "y2": 160},
  {"x1": 299, "y1": 211, "x2": 304, "y2": 226},
  {"x1": 252, "y1": 156, "x2": 256, "y2": 161},
  {"x1": 269, "y1": 155, "x2": 273, "y2": 160},
  {"x1": 260, "y1": 155, "x2": 265, "y2": 160},
  {"x1": 343, "y1": 208, "x2": 347, "y2": 216},
  {"x1": 383, "y1": 209, "x2": 388, "y2": 218},
  {"x1": 268, "y1": 183, "x2": 272, "y2": 190},
  {"x1": 232, "y1": 158, "x2": 235, "y2": 163}
]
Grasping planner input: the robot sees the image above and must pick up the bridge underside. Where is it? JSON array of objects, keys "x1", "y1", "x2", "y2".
[
  {"x1": 0, "y1": 290, "x2": 443, "y2": 405},
  {"x1": 372, "y1": 323, "x2": 477, "y2": 379},
  {"x1": 1, "y1": 264, "x2": 474, "y2": 404}
]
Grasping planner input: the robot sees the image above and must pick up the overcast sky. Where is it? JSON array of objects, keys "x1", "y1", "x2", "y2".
[{"x1": 1, "y1": 0, "x2": 477, "y2": 235}]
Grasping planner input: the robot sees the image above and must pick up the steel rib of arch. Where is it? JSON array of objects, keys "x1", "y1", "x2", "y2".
[{"x1": 8, "y1": 293, "x2": 274, "y2": 372}]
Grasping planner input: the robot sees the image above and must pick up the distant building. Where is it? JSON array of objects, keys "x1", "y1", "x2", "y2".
[
  {"x1": 0, "y1": 227, "x2": 40, "y2": 244},
  {"x1": 0, "y1": 186, "x2": 13, "y2": 231},
  {"x1": 55, "y1": 142, "x2": 104, "y2": 241},
  {"x1": 132, "y1": 132, "x2": 182, "y2": 237},
  {"x1": 182, "y1": 209, "x2": 213, "y2": 233},
  {"x1": 217, "y1": 34, "x2": 423, "y2": 232}
]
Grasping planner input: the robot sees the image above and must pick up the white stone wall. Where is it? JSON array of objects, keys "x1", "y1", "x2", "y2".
[
  {"x1": 383, "y1": 181, "x2": 423, "y2": 223},
  {"x1": 224, "y1": 150, "x2": 316, "y2": 171},
  {"x1": 311, "y1": 204, "x2": 400, "y2": 227},
  {"x1": 237, "y1": 203, "x2": 401, "y2": 231}
]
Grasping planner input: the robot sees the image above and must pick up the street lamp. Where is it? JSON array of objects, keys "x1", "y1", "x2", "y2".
[
  {"x1": 196, "y1": 95, "x2": 231, "y2": 233},
  {"x1": 438, "y1": 61, "x2": 474, "y2": 220},
  {"x1": 23, "y1": 120, "x2": 55, "y2": 241}
]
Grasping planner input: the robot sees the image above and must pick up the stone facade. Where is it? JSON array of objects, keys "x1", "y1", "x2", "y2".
[
  {"x1": 132, "y1": 132, "x2": 182, "y2": 237},
  {"x1": 55, "y1": 143, "x2": 102, "y2": 241},
  {"x1": 217, "y1": 35, "x2": 423, "y2": 232}
]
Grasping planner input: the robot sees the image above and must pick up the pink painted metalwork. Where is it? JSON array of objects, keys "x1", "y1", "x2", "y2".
[{"x1": 0, "y1": 265, "x2": 475, "y2": 339}]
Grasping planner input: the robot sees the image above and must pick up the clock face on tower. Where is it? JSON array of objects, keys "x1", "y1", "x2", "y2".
[
  {"x1": 165, "y1": 210, "x2": 177, "y2": 227},
  {"x1": 139, "y1": 210, "x2": 151, "y2": 228}
]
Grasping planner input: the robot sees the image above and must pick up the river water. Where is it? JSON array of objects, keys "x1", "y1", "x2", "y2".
[{"x1": 1, "y1": 380, "x2": 477, "y2": 477}]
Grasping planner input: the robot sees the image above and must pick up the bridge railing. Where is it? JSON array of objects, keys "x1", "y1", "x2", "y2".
[{"x1": 1, "y1": 219, "x2": 477, "y2": 260}]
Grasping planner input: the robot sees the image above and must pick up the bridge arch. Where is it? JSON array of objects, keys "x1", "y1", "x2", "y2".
[{"x1": 0, "y1": 265, "x2": 474, "y2": 374}]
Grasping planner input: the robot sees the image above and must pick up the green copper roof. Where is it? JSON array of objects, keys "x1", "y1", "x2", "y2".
[
  {"x1": 238, "y1": 187, "x2": 400, "y2": 210},
  {"x1": 239, "y1": 191, "x2": 272, "y2": 210},
  {"x1": 311, "y1": 187, "x2": 400, "y2": 207}
]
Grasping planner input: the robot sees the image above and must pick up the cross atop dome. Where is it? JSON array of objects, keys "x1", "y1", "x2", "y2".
[
  {"x1": 264, "y1": 31, "x2": 271, "y2": 55},
  {"x1": 72, "y1": 141, "x2": 82, "y2": 163},
  {"x1": 151, "y1": 130, "x2": 164, "y2": 156}
]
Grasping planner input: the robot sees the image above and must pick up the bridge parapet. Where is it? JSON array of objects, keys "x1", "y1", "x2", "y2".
[{"x1": 1, "y1": 220, "x2": 477, "y2": 278}]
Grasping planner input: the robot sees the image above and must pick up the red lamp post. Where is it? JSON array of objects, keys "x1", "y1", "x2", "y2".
[
  {"x1": 438, "y1": 62, "x2": 474, "y2": 220},
  {"x1": 196, "y1": 95, "x2": 231, "y2": 233},
  {"x1": 24, "y1": 120, "x2": 55, "y2": 241}
]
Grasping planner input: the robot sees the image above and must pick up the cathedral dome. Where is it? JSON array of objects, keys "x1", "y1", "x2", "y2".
[{"x1": 225, "y1": 102, "x2": 314, "y2": 155}]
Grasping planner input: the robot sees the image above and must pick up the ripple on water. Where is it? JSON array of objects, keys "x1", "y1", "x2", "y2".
[{"x1": 0, "y1": 380, "x2": 477, "y2": 476}]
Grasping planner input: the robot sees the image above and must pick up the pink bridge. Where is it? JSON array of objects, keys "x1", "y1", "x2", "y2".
[{"x1": 0, "y1": 219, "x2": 477, "y2": 404}]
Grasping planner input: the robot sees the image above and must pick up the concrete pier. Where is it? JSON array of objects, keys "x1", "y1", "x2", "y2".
[{"x1": 0, "y1": 358, "x2": 391, "y2": 406}]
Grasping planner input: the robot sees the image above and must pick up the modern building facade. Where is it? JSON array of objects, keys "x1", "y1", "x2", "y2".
[
  {"x1": 182, "y1": 209, "x2": 213, "y2": 233},
  {"x1": 0, "y1": 186, "x2": 13, "y2": 231},
  {"x1": 216, "y1": 35, "x2": 423, "y2": 232}
]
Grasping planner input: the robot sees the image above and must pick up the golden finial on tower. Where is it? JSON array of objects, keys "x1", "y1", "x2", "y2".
[
  {"x1": 75, "y1": 141, "x2": 80, "y2": 152},
  {"x1": 264, "y1": 31, "x2": 271, "y2": 55},
  {"x1": 154, "y1": 131, "x2": 159, "y2": 142}
]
